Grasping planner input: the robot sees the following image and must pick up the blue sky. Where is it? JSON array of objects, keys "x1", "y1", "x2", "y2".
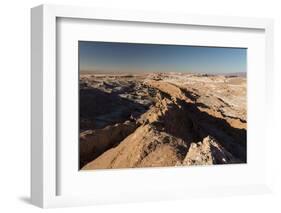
[{"x1": 79, "y1": 41, "x2": 247, "y2": 74}]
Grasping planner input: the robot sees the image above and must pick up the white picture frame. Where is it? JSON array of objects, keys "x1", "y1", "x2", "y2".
[{"x1": 31, "y1": 4, "x2": 274, "y2": 208}]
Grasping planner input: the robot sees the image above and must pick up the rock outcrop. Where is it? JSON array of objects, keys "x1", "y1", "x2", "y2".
[
  {"x1": 179, "y1": 136, "x2": 238, "y2": 166},
  {"x1": 80, "y1": 121, "x2": 138, "y2": 168}
]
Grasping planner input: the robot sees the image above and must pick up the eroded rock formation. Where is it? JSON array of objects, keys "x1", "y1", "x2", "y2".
[{"x1": 79, "y1": 73, "x2": 247, "y2": 169}]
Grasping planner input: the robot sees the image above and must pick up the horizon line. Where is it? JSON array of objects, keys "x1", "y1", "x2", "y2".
[{"x1": 80, "y1": 69, "x2": 247, "y2": 76}]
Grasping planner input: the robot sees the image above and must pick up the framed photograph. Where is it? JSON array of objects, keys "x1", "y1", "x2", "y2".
[{"x1": 31, "y1": 4, "x2": 274, "y2": 208}]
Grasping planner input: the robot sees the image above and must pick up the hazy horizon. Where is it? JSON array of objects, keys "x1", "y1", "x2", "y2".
[{"x1": 79, "y1": 41, "x2": 247, "y2": 74}]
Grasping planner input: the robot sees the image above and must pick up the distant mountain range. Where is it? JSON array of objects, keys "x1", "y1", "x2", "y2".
[
  {"x1": 222, "y1": 72, "x2": 246, "y2": 77},
  {"x1": 80, "y1": 70, "x2": 246, "y2": 77}
]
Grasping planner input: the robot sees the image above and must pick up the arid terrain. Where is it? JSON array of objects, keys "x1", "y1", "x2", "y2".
[{"x1": 79, "y1": 72, "x2": 247, "y2": 170}]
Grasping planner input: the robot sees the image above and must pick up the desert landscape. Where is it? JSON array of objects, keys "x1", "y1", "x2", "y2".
[{"x1": 79, "y1": 72, "x2": 247, "y2": 170}]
